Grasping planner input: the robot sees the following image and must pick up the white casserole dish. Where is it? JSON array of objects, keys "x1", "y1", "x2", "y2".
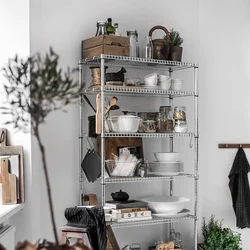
[
  {"x1": 109, "y1": 115, "x2": 140, "y2": 133},
  {"x1": 140, "y1": 196, "x2": 190, "y2": 214}
]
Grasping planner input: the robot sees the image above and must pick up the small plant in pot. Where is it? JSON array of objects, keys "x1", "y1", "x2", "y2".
[
  {"x1": 0, "y1": 48, "x2": 89, "y2": 250},
  {"x1": 165, "y1": 28, "x2": 184, "y2": 62},
  {"x1": 199, "y1": 215, "x2": 242, "y2": 250}
]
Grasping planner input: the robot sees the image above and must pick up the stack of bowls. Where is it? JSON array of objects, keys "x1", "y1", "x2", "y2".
[
  {"x1": 170, "y1": 78, "x2": 183, "y2": 91},
  {"x1": 148, "y1": 152, "x2": 184, "y2": 176}
]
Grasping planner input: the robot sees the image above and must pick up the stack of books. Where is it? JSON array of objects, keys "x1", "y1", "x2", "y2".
[{"x1": 105, "y1": 200, "x2": 152, "y2": 222}]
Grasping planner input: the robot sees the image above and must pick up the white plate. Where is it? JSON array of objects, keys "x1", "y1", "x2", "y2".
[
  {"x1": 147, "y1": 172, "x2": 184, "y2": 176},
  {"x1": 152, "y1": 208, "x2": 190, "y2": 218}
]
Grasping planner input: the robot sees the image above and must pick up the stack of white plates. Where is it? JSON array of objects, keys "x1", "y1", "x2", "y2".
[{"x1": 148, "y1": 161, "x2": 184, "y2": 176}]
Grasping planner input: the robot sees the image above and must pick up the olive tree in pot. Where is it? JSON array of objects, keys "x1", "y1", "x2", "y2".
[
  {"x1": 198, "y1": 215, "x2": 242, "y2": 250},
  {"x1": 166, "y1": 28, "x2": 184, "y2": 62},
  {"x1": 0, "y1": 48, "x2": 89, "y2": 250}
]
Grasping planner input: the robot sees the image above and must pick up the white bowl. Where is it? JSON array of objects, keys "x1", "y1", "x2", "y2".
[
  {"x1": 144, "y1": 73, "x2": 158, "y2": 86},
  {"x1": 170, "y1": 79, "x2": 183, "y2": 91},
  {"x1": 140, "y1": 196, "x2": 190, "y2": 214},
  {"x1": 158, "y1": 75, "x2": 170, "y2": 83},
  {"x1": 109, "y1": 115, "x2": 140, "y2": 133},
  {"x1": 154, "y1": 152, "x2": 180, "y2": 162}
]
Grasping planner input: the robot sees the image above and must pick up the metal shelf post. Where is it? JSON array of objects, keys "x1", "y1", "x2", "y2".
[{"x1": 100, "y1": 55, "x2": 106, "y2": 206}]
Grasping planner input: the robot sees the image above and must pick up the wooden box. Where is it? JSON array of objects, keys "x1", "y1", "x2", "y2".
[{"x1": 81, "y1": 35, "x2": 129, "y2": 59}]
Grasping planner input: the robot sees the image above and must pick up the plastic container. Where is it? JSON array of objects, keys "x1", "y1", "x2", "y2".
[{"x1": 109, "y1": 115, "x2": 140, "y2": 133}]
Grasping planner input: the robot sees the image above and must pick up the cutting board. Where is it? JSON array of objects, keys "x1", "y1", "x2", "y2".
[
  {"x1": 0, "y1": 128, "x2": 24, "y2": 203},
  {"x1": 1, "y1": 158, "x2": 17, "y2": 204}
]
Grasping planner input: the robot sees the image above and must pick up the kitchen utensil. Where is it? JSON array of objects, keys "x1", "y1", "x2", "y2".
[
  {"x1": 81, "y1": 149, "x2": 101, "y2": 183},
  {"x1": 0, "y1": 128, "x2": 24, "y2": 203},
  {"x1": 95, "y1": 21, "x2": 107, "y2": 36},
  {"x1": 149, "y1": 26, "x2": 171, "y2": 60},
  {"x1": 106, "y1": 67, "x2": 126, "y2": 83},
  {"x1": 144, "y1": 73, "x2": 158, "y2": 87},
  {"x1": 111, "y1": 189, "x2": 129, "y2": 202},
  {"x1": 154, "y1": 152, "x2": 180, "y2": 162},
  {"x1": 0, "y1": 155, "x2": 19, "y2": 199},
  {"x1": 1, "y1": 158, "x2": 17, "y2": 204},
  {"x1": 83, "y1": 94, "x2": 96, "y2": 112},
  {"x1": 109, "y1": 115, "x2": 140, "y2": 133},
  {"x1": 140, "y1": 196, "x2": 190, "y2": 214},
  {"x1": 105, "y1": 96, "x2": 118, "y2": 114},
  {"x1": 96, "y1": 93, "x2": 101, "y2": 134}
]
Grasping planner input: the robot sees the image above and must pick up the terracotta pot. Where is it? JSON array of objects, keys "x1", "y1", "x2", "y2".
[{"x1": 169, "y1": 46, "x2": 183, "y2": 62}]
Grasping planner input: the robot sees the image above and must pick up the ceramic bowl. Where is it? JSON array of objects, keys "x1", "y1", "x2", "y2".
[
  {"x1": 158, "y1": 75, "x2": 170, "y2": 83},
  {"x1": 109, "y1": 115, "x2": 140, "y2": 133},
  {"x1": 144, "y1": 73, "x2": 158, "y2": 87},
  {"x1": 170, "y1": 79, "x2": 183, "y2": 91},
  {"x1": 140, "y1": 196, "x2": 190, "y2": 214},
  {"x1": 154, "y1": 152, "x2": 180, "y2": 162}
]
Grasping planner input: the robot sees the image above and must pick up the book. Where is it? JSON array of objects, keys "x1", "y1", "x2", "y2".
[
  {"x1": 112, "y1": 216, "x2": 152, "y2": 223},
  {"x1": 111, "y1": 210, "x2": 151, "y2": 220},
  {"x1": 105, "y1": 200, "x2": 148, "y2": 209}
]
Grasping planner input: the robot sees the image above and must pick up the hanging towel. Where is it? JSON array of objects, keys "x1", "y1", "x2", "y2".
[
  {"x1": 65, "y1": 206, "x2": 107, "y2": 250},
  {"x1": 229, "y1": 147, "x2": 250, "y2": 228}
]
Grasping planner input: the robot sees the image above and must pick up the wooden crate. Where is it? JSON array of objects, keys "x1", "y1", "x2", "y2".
[{"x1": 81, "y1": 35, "x2": 129, "y2": 59}]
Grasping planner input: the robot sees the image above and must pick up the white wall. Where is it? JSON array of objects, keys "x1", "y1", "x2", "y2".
[
  {"x1": 0, "y1": 0, "x2": 34, "y2": 243},
  {"x1": 198, "y1": 0, "x2": 250, "y2": 249}
]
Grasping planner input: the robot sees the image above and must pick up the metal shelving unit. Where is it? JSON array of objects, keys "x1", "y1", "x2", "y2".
[{"x1": 79, "y1": 54, "x2": 199, "y2": 250}]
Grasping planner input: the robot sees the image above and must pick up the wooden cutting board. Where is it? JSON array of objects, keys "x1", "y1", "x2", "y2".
[
  {"x1": 0, "y1": 128, "x2": 24, "y2": 203},
  {"x1": 1, "y1": 158, "x2": 17, "y2": 204}
]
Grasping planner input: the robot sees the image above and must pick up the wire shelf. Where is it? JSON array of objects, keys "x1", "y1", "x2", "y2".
[
  {"x1": 110, "y1": 214, "x2": 196, "y2": 229},
  {"x1": 79, "y1": 54, "x2": 198, "y2": 71},
  {"x1": 104, "y1": 174, "x2": 196, "y2": 183},
  {"x1": 84, "y1": 86, "x2": 195, "y2": 97},
  {"x1": 104, "y1": 132, "x2": 193, "y2": 138}
]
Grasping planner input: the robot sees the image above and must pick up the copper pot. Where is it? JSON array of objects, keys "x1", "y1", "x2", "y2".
[{"x1": 149, "y1": 25, "x2": 171, "y2": 60}]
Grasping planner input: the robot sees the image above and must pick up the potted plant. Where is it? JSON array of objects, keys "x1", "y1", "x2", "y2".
[
  {"x1": 199, "y1": 215, "x2": 242, "y2": 250},
  {"x1": 1, "y1": 48, "x2": 89, "y2": 250},
  {"x1": 166, "y1": 28, "x2": 184, "y2": 62}
]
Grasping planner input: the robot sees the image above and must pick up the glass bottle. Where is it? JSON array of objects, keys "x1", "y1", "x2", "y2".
[
  {"x1": 95, "y1": 21, "x2": 107, "y2": 36},
  {"x1": 114, "y1": 23, "x2": 121, "y2": 36},
  {"x1": 127, "y1": 30, "x2": 139, "y2": 57},
  {"x1": 145, "y1": 36, "x2": 153, "y2": 59},
  {"x1": 106, "y1": 18, "x2": 115, "y2": 35}
]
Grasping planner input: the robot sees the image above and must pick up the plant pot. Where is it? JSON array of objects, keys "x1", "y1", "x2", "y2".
[{"x1": 169, "y1": 46, "x2": 183, "y2": 61}]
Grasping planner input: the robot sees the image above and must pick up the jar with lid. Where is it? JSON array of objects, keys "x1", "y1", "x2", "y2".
[
  {"x1": 156, "y1": 106, "x2": 174, "y2": 133},
  {"x1": 173, "y1": 106, "x2": 188, "y2": 132},
  {"x1": 127, "y1": 30, "x2": 139, "y2": 57},
  {"x1": 95, "y1": 21, "x2": 107, "y2": 36}
]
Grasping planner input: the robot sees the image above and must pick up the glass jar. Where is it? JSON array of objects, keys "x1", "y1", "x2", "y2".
[
  {"x1": 145, "y1": 36, "x2": 153, "y2": 59},
  {"x1": 156, "y1": 106, "x2": 174, "y2": 133},
  {"x1": 127, "y1": 30, "x2": 139, "y2": 57},
  {"x1": 173, "y1": 106, "x2": 186, "y2": 121},
  {"x1": 173, "y1": 106, "x2": 188, "y2": 132},
  {"x1": 95, "y1": 21, "x2": 107, "y2": 36}
]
